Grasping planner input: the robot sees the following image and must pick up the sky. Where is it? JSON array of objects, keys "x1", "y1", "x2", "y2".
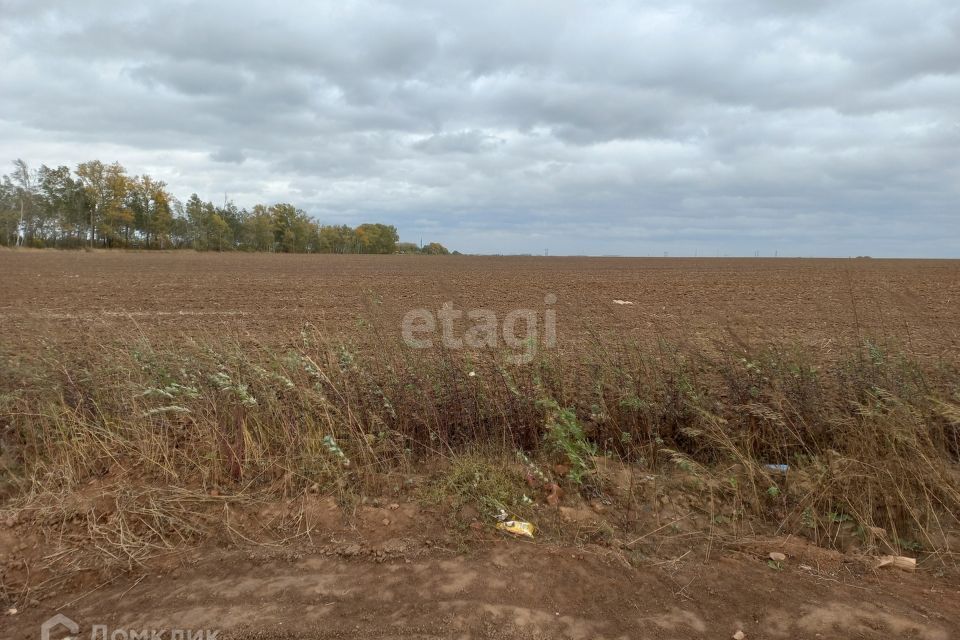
[{"x1": 1, "y1": 0, "x2": 958, "y2": 256}]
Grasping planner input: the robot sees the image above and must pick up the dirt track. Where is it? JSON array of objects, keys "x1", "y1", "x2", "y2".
[
  {"x1": 2, "y1": 251, "x2": 959, "y2": 359},
  {"x1": 5, "y1": 538, "x2": 958, "y2": 639},
  {"x1": 2, "y1": 486, "x2": 958, "y2": 640}
]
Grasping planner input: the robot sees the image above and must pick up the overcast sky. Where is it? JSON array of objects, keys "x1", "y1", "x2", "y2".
[{"x1": 1, "y1": 1, "x2": 958, "y2": 256}]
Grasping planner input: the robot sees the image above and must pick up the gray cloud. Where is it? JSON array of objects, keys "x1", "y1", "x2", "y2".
[
  {"x1": 413, "y1": 130, "x2": 503, "y2": 154},
  {"x1": 0, "y1": 0, "x2": 958, "y2": 256},
  {"x1": 210, "y1": 147, "x2": 246, "y2": 164}
]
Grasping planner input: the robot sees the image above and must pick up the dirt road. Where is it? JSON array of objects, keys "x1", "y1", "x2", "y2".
[{"x1": 5, "y1": 538, "x2": 957, "y2": 640}]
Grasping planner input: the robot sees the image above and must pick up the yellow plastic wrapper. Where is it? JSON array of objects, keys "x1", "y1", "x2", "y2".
[{"x1": 495, "y1": 520, "x2": 535, "y2": 538}]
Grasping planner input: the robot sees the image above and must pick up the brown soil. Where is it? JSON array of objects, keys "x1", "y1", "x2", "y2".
[
  {"x1": 2, "y1": 251, "x2": 959, "y2": 359},
  {"x1": 3, "y1": 501, "x2": 958, "y2": 640},
  {"x1": 3, "y1": 458, "x2": 960, "y2": 639}
]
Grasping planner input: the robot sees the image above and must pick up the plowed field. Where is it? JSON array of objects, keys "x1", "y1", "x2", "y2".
[{"x1": 2, "y1": 251, "x2": 958, "y2": 359}]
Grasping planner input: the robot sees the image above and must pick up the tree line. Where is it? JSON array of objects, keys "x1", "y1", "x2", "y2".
[{"x1": 0, "y1": 159, "x2": 451, "y2": 255}]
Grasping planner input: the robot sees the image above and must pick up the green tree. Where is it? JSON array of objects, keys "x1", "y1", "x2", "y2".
[
  {"x1": 76, "y1": 160, "x2": 106, "y2": 247},
  {"x1": 421, "y1": 242, "x2": 450, "y2": 255},
  {"x1": 0, "y1": 157, "x2": 455, "y2": 253},
  {"x1": 184, "y1": 194, "x2": 210, "y2": 250},
  {"x1": 0, "y1": 177, "x2": 18, "y2": 246},
  {"x1": 208, "y1": 213, "x2": 231, "y2": 251},
  {"x1": 103, "y1": 166, "x2": 133, "y2": 247},
  {"x1": 216, "y1": 201, "x2": 243, "y2": 247},
  {"x1": 76, "y1": 160, "x2": 129, "y2": 247},
  {"x1": 169, "y1": 211, "x2": 193, "y2": 248},
  {"x1": 9, "y1": 159, "x2": 35, "y2": 246},
  {"x1": 271, "y1": 203, "x2": 316, "y2": 253},
  {"x1": 240, "y1": 204, "x2": 274, "y2": 251},
  {"x1": 355, "y1": 223, "x2": 398, "y2": 254},
  {"x1": 147, "y1": 179, "x2": 174, "y2": 249},
  {"x1": 318, "y1": 224, "x2": 355, "y2": 253},
  {"x1": 37, "y1": 165, "x2": 83, "y2": 246}
]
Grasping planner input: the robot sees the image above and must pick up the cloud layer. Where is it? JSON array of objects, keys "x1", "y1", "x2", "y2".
[{"x1": 1, "y1": 0, "x2": 958, "y2": 255}]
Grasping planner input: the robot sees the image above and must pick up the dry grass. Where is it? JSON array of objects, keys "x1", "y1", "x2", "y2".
[{"x1": 1, "y1": 326, "x2": 958, "y2": 567}]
